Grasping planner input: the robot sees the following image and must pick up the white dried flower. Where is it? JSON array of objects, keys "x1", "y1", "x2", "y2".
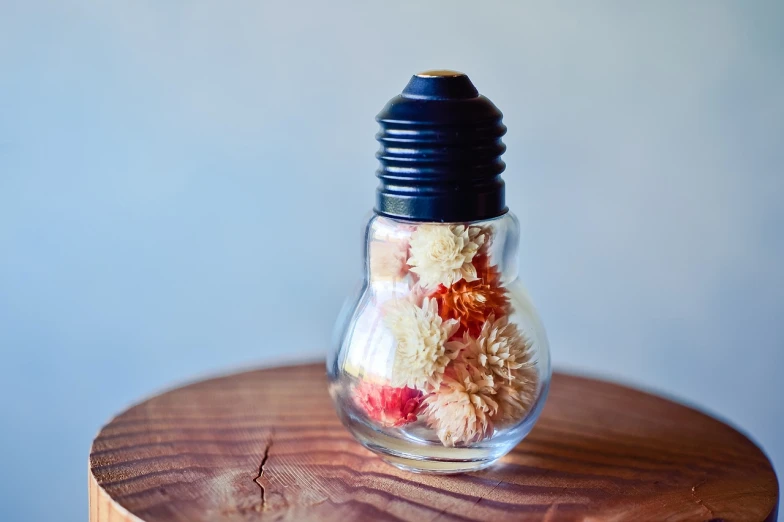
[
  {"x1": 407, "y1": 224, "x2": 485, "y2": 288},
  {"x1": 385, "y1": 297, "x2": 460, "y2": 390},
  {"x1": 460, "y1": 314, "x2": 533, "y2": 382},
  {"x1": 369, "y1": 240, "x2": 408, "y2": 280},
  {"x1": 422, "y1": 363, "x2": 498, "y2": 446}
]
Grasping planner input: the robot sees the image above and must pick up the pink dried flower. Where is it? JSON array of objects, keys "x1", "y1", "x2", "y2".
[
  {"x1": 369, "y1": 240, "x2": 409, "y2": 281},
  {"x1": 354, "y1": 381, "x2": 423, "y2": 427}
]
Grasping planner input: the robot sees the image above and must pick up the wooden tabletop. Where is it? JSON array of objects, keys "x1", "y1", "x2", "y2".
[{"x1": 88, "y1": 363, "x2": 778, "y2": 522}]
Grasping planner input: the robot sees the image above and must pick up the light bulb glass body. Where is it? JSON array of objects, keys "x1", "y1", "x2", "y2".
[{"x1": 328, "y1": 212, "x2": 551, "y2": 473}]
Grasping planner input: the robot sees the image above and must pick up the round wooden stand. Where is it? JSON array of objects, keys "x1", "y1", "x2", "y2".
[{"x1": 89, "y1": 363, "x2": 778, "y2": 521}]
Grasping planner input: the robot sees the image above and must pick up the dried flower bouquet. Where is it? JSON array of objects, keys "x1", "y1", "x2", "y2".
[{"x1": 355, "y1": 223, "x2": 538, "y2": 447}]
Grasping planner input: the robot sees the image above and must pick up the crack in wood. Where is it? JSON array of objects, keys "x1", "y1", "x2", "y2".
[
  {"x1": 253, "y1": 433, "x2": 274, "y2": 511},
  {"x1": 477, "y1": 479, "x2": 503, "y2": 506},
  {"x1": 690, "y1": 480, "x2": 715, "y2": 518},
  {"x1": 427, "y1": 504, "x2": 450, "y2": 522},
  {"x1": 435, "y1": 479, "x2": 504, "y2": 521}
]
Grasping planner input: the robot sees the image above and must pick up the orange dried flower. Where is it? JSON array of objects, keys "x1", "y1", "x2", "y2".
[{"x1": 434, "y1": 255, "x2": 509, "y2": 337}]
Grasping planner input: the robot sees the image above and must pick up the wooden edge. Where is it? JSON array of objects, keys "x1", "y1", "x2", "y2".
[{"x1": 89, "y1": 456, "x2": 143, "y2": 522}]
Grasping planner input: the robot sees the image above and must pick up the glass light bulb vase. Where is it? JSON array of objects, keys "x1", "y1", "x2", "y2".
[{"x1": 327, "y1": 213, "x2": 551, "y2": 473}]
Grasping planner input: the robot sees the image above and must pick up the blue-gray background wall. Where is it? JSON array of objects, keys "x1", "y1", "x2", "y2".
[{"x1": 1, "y1": 1, "x2": 782, "y2": 520}]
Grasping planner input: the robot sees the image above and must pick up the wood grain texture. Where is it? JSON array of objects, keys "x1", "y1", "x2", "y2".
[{"x1": 89, "y1": 363, "x2": 778, "y2": 522}]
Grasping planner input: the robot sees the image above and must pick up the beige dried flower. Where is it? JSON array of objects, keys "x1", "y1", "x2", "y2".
[
  {"x1": 369, "y1": 240, "x2": 408, "y2": 280},
  {"x1": 492, "y1": 364, "x2": 538, "y2": 427},
  {"x1": 385, "y1": 297, "x2": 460, "y2": 391},
  {"x1": 407, "y1": 224, "x2": 485, "y2": 288},
  {"x1": 422, "y1": 362, "x2": 499, "y2": 446},
  {"x1": 459, "y1": 314, "x2": 533, "y2": 383}
]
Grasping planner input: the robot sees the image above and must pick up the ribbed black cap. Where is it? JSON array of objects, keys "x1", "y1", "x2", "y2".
[{"x1": 375, "y1": 70, "x2": 507, "y2": 222}]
